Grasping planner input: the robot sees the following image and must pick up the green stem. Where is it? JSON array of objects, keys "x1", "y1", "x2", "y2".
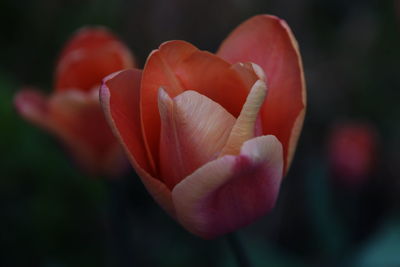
[{"x1": 226, "y1": 233, "x2": 252, "y2": 267}]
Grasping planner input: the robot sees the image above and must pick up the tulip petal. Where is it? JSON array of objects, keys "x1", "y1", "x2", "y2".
[
  {"x1": 49, "y1": 89, "x2": 126, "y2": 176},
  {"x1": 220, "y1": 79, "x2": 267, "y2": 156},
  {"x1": 100, "y1": 69, "x2": 175, "y2": 216},
  {"x1": 217, "y1": 15, "x2": 306, "y2": 172},
  {"x1": 141, "y1": 40, "x2": 258, "y2": 173},
  {"x1": 158, "y1": 88, "x2": 236, "y2": 189},
  {"x1": 14, "y1": 88, "x2": 51, "y2": 129},
  {"x1": 55, "y1": 27, "x2": 135, "y2": 92},
  {"x1": 172, "y1": 135, "x2": 283, "y2": 239},
  {"x1": 15, "y1": 87, "x2": 126, "y2": 176}
]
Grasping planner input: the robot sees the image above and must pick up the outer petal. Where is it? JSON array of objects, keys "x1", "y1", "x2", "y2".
[
  {"x1": 55, "y1": 27, "x2": 135, "y2": 92},
  {"x1": 100, "y1": 69, "x2": 174, "y2": 216},
  {"x1": 217, "y1": 15, "x2": 306, "y2": 172},
  {"x1": 14, "y1": 88, "x2": 126, "y2": 176},
  {"x1": 50, "y1": 89, "x2": 126, "y2": 176},
  {"x1": 172, "y1": 135, "x2": 283, "y2": 239},
  {"x1": 158, "y1": 89, "x2": 236, "y2": 189},
  {"x1": 14, "y1": 88, "x2": 51, "y2": 129},
  {"x1": 140, "y1": 40, "x2": 258, "y2": 172}
]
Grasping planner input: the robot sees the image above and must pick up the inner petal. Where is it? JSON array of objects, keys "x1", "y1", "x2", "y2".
[
  {"x1": 220, "y1": 79, "x2": 268, "y2": 156},
  {"x1": 158, "y1": 88, "x2": 236, "y2": 189}
]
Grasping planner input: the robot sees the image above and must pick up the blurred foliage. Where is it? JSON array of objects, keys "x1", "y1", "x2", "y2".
[
  {"x1": 1, "y1": 0, "x2": 400, "y2": 266},
  {"x1": 352, "y1": 217, "x2": 400, "y2": 267}
]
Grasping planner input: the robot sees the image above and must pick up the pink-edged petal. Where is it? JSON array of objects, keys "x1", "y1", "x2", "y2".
[
  {"x1": 217, "y1": 15, "x2": 306, "y2": 172},
  {"x1": 55, "y1": 27, "x2": 135, "y2": 92},
  {"x1": 14, "y1": 88, "x2": 51, "y2": 129},
  {"x1": 172, "y1": 135, "x2": 283, "y2": 239},
  {"x1": 158, "y1": 88, "x2": 236, "y2": 189},
  {"x1": 100, "y1": 69, "x2": 175, "y2": 216},
  {"x1": 140, "y1": 40, "x2": 259, "y2": 173}
]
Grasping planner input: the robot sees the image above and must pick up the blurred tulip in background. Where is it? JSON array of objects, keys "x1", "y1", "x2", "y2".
[
  {"x1": 14, "y1": 27, "x2": 135, "y2": 177},
  {"x1": 327, "y1": 122, "x2": 378, "y2": 187}
]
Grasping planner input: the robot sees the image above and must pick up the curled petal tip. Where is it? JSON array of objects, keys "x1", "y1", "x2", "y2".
[
  {"x1": 250, "y1": 63, "x2": 267, "y2": 81},
  {"x1": 220, "y1": 79, "x2": 267, "y2": 156}
]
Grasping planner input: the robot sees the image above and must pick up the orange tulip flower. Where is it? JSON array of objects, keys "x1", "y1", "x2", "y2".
[
  {"x1": 100, "y1": 15, "x2": 306, "y2": 238},
  {"x1": 15, "y1": 27, "x2": 135, "y2": 176}
]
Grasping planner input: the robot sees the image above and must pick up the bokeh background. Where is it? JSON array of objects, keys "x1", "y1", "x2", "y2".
[{"x1": 1, "y1": 0, "x2": 400, "y2": 266}]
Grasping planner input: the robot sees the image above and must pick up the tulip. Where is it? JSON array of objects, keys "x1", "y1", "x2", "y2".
[
  {"x1": 14, "y1": 27, "x2": 135, "y2": 176},
  {"x1": 100, "y1": 15, "x2": 306, "y2": 238},
  {"x1": 327, "y1": 122, "x2": 378, "y2": 187}
]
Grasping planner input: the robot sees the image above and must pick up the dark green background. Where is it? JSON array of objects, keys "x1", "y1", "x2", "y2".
[{"x1": 1, "y1": 0, "x2": 399, "y2": 266}]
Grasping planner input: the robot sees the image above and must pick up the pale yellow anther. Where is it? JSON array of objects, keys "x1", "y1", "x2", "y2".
[{"x1": 219, "y1": 79, "x2": 268, "y2": 156}]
